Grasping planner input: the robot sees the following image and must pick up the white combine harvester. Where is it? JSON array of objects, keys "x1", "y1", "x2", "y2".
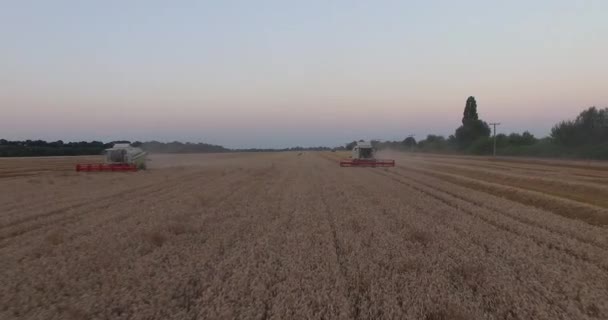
[
  {"x1": 76, "y1": 143, "x2": 147, "y2": 172},
  {"x1": 340, "y1": 141, "x2": 395, "y2": 167}
]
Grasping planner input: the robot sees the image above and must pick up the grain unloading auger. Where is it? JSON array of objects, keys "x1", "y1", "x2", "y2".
[
  {"x1": 340, "y1": 141, "x2": 395, "y2": 167},
  {"x1": 76, "y1": 143, "x2": 147, "y2": 172}
]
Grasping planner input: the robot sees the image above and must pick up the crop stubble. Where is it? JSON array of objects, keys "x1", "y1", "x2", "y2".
[{"x1": 1, "y1": 152, "x2": 607, "y2": 319}]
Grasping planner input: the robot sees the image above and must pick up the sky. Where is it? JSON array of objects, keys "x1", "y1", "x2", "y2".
[{"x1": 1, "y1": 0, "x2": 607, "y2": 148}]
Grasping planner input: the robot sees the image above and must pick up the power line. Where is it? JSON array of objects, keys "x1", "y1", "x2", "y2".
[{"x1": 489, "y1": 122, "x2": 501, "y2": 157}]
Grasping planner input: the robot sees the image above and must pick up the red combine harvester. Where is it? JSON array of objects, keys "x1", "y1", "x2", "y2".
[
  {"x1": 340, "y1": 141, "x2": 395, "y2": 167},
  {"x1": 76, "y1": 143, "x2": 147, "y2": 172}
]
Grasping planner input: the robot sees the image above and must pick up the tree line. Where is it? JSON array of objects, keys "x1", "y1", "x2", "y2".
[
  {"x1": 0, "y1": 140, "x2": 230, "y2": 157},
  {"x1": 0, "y1": 139, "x2": 336, "y2": 157},
  {"x1": 351, "y1": 97, "x2": 608, "y2": 159},
  {"x1": 2, "y1": 98, "x2": 606, "y2": 159},
  {"x1": 238, "y1": 146, "x2": 335, "y2": 152}
]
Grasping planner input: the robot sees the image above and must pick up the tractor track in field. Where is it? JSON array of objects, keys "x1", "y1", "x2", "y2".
[
  {"x1": 325, "y1": 156, "x2": 574, "y2": 316},
  {"x1": 0, "y1": 173, "x2": 195, "y2": 241},
  {"x1": 322, "y1": 153, "x2": 608, "y2": 301},
  {"x1": 413, "y1": 168, "x2": 608, "y2": 228},
  {"x1": 406, "y1": 157, "x2": 608, "y2": 193},
  {"x1": 326, "y1": 157, "x2": 525, "y2": 317},
  {"x1": 50, "y1": 167, "x2": 260, "y2": 247},
  {"x1": 322, "y1": 152, "x2": 608, "y2": 247},
  {"x1": 408, "y1": 156, "x2": 602, "y2": 176},
  {"x1": 3, "y1": 161, "x2": 288, "y2": 320},
  {"x1": 318, "y1": 169, "x2": 407, "y2": 320},
  {"x1": 0, "y1": 168, "x2": 258, "y2": 249},
  {"x1": 189, "y1": 163, "x2": 295, "y2": 319},
  {"x1": 390, "y1": 164, "x2": 608, "y2": 247},
  {"x1": 0, "y1": 181, "x2": 161, "y2": 230},
  {"x1": 0, "y1": 169, "x2": 213, "y2": 221},
  {"x1": 369, "y1": 168, "x2": 608, "y2": 273},
  {"x1": 347, "y1": 168, "x2": 591, "y2": 316},
  {"x1": 399, "y1": 158, "x2": 608, "y2": 211},
  {"x1": 332, "y1": 160, "x2": 605, "y2": 318},
  {"x1": 317, "y1": 175, "x2": 359, "y2": 319},
  {"x1": 405, "y1": 153, "x2": 608, "y2": 172}
]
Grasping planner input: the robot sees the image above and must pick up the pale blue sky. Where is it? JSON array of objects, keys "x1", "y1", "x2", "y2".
[{"x1": 1, "y1": 0, "x2": 607, "y2": 148}]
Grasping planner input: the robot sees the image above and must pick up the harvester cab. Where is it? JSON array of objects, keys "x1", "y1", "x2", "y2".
[
  {"x1": 104, "y1": 144, "x2": 147, "y2": 169},
  {"x1": 76, "y1": 143, "x2": 147, "y2": 172},
  {"x1": 340, "y1": 141, "x2": 395, "y2": 167},
  {"x1": 352, "y1": 142, "x2": 374, "y2": 159}
]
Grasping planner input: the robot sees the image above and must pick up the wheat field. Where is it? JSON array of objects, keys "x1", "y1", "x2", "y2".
[{"x1": 1, "y1": 152, "x2": 607, "y2": 319}]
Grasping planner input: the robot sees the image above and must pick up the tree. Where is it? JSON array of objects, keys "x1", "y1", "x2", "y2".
[
  {"x1": 454, "y1": 96, "x2": 491, "y2": 149},
  {"x1": 402, "y1": 136, "x2": 417, "y2": 148},
  {"x1": 111, "y1": 140, "x2": 131, "y2": 145},
  {"x1": 370, "y1": 140, "x2": 380, "y2": 149},
  {"x1": 345, "y1": 141, "x2": 357, "y2": 151},
  {"x1": 507, "y1": 131, "x2": 537, "y2": 146},
  {"x1": 418, "y1": 135, "x2": 449, "y2": 151},
  {"x1": 463, "y1": 96, "x2": 479, "y2": 123},
  {"x1": 447, "y1": 135, "x2": 457, "y2": 147},
  {"x1": 0, "y1": 139, "x2": 230, "y2": 157},
  {"x1": 551, "y1": 107, "x2": 608, "y2": 146}
]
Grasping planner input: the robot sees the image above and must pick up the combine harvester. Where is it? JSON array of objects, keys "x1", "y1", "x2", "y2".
[
  {"x1": 340, "y1": 141, "x2": 395, "y2": 167},
  {"x1": 76, "y1": 143, "x2": 147, "y2": 172}
]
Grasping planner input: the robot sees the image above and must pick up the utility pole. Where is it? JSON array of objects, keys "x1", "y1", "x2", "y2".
[{"x1": 489, "y1": 122, "x2": 501, "y2": 157}]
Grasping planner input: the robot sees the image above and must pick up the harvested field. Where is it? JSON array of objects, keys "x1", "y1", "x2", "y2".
[{"x1": 1, "y1": 152, "x2": 608, "y2": 319}]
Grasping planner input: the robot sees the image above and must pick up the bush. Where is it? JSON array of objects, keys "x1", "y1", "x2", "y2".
[
  {"x1": 551, "y1": 107, "x2": 608, "y2": 146},
  {"x1": 455, "y1": 120, "x2": 491, "y2": 149},
  {"x1": 467, "y1": 137, "x2": 493, "y2": 155},
  {"x1": 418, "y1": 135, "x2": 453, "y2": 152},
  {"x1": 496, "y1": 139, "x2": 608, "y2": 160}
]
